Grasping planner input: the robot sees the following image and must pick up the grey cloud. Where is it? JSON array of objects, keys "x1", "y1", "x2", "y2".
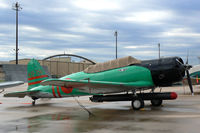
[{"x1": 0, "y1": 0, "x2": 200, "y2": 64}]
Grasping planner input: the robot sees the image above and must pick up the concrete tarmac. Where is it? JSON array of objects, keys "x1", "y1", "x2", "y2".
[{"x1": 0, "y1": 84, "x2": 200, "y2": 133}]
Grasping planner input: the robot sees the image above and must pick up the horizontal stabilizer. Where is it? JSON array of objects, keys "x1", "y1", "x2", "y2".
[{"x1": 4, "y1": 90, "x2": 39, "y2": 98}]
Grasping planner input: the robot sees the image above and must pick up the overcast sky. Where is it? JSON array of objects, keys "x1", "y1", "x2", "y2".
[{"x1": 0, "y1": 0, "x2": 200, "y2": 64}]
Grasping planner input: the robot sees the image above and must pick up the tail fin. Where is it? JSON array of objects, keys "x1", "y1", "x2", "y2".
[{"x1": 27, "y1": 59, "x2": 49, "y2": 90}]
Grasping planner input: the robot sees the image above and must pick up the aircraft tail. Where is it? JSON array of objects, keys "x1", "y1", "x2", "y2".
[{"x1": 27, "y1": 59, "x2": 49, "y2": 90}]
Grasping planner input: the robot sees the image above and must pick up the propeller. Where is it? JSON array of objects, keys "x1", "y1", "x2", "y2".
[
  {"x1": 185, "y1": 68, "x2": 194, "y2": 95},
  {"x1": 176, "y1": 56, "x2": 194, "y2": 95},
  {"x1": 185, "y1": 53, "x2": 194, "y2": 95}
]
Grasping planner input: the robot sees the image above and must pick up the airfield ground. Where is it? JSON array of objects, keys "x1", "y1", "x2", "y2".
[{"x1": 0, "y1": 84, "x2": 200, "y2": 133}]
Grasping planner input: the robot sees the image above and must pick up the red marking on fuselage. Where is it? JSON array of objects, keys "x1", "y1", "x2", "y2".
[
  {"x1": 28, "y1": 80, "x2": 42, "y2": 86},
  {"x1": 52, "y1": 86, "x2": 57, "y2": 98},
  {"x1": 61, "y1": 86, "x2": 73, "y2": 94},
  {"x1": 28, "y1": 75, "x2": 48, "y2": 81},
  {"x1": 66, "y1": 78, "x2": 71, "y2": 80},
  {"x1": 57, "y1": 86, "x2": 62, "y2": 98}
]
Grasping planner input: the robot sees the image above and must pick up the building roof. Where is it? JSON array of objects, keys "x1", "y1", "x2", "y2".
[{"x1": 84, "y1": 56, "x2": 141, "y2": 73}]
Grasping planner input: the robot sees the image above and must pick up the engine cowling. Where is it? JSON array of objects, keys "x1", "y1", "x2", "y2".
[{"x1": 140, "y1": 57, "x2": 185, "y2": 87}]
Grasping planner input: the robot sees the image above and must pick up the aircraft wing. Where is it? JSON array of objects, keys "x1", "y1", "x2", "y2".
[
  {"x1": 4, "y1": 90, "x2": 39, "y2": 98},
  {"x1": 41, "y1": 79, "x2": 154, "y2": 94},
  {"x1": 0, "y1": 81, "x2": 24, "y2": 89}
]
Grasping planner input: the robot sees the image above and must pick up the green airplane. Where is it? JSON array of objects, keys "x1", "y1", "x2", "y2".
[{"x1": 4, "y1": 56, "x2": 193, "y2": 110}]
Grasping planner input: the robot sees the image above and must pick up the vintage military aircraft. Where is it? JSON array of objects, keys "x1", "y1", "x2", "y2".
[{"x1": 4, "y1": 56, "x2": 193, "y2": 110}]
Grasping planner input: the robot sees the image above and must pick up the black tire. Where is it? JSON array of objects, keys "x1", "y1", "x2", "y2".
[
  {"x1": 151, "y1": 99, "x2": 162, "y2": 107},
  {"x1": 131, "y1": 99, "x2": 144, "y2": 110}
]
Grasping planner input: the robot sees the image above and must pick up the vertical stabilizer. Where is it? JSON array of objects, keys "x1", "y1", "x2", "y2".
[{"x1": 27, "y1": 59, "x2": 49, "y2": 90}]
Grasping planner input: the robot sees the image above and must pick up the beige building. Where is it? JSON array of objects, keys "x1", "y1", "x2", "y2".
[{"x1": 9, "y1": 58, "x2": 94, "y2": 78}]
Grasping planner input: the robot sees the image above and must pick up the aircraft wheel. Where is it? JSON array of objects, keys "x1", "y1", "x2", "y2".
[
  {"x1": 131, "y1": 99, "x2": 144, "y2": 110},
  {"x1": 151, "y1": 99, "x2": 162, "y2": 107}
]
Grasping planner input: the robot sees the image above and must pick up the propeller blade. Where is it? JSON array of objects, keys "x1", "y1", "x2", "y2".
[
  {"x1": 186, "y1": 50, "x2": 189, "y2": 64},
  {"x1": 186, "y1": 70, "x2": 194, "y2": 95}
]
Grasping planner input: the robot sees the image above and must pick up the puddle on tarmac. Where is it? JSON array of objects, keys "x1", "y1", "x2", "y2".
[
  {"x1": 1, "y1": 101, "x2": 200, "y2": 133},
  {"x1": 0, "y1": 108, "x2": 178, "y2": 133}
]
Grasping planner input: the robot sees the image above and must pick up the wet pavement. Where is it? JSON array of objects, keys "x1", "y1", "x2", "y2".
[{"x1": 1, "y1": 84, "x2": 200, "y2": 133}]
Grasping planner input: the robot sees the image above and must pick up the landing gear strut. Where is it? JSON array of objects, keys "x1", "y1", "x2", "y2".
[
  {"x1": 32, "y1": 100, "x2": 36, "y2": 106},
  {"x1": 32, "y1": 97, "x2": 38, "y2": 106}
]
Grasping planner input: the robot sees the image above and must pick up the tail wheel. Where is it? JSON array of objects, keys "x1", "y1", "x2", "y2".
[
  {"x1": 151, "y1": 99, "x2": 162, "y2": 107},
  {"x1": 32, "y1": 97, "x2": 38, "y2": 106},
  {"x1": 131, "y1": 99, "x2": 144, "y2": 110}
]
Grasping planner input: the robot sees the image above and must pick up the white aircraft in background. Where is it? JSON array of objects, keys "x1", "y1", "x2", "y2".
[
  {"x1": 0, "y1": 81, "x2": 24, "y2": 93},
  {"x1": 183, "y1": 65, "x2": 200, "y2": 85}
]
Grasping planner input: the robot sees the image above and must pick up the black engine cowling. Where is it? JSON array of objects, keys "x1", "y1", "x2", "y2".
[{"x1": 139, "y1": 57, "x2": 185, "y2": 87}]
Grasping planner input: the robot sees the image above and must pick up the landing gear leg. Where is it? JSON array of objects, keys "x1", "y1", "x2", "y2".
[
  {"x1": 32, "y1": 100, "x2": 36, "y2": 106},
  {"x1": 131, "y1": 99, "x2": 144, "y2": 110},
  {"x1": 151, "y1": 88, "x2": 155, "y2": 93},
  {"x1": 32, "y1": 97, "x2": 38, "y2": 106}
]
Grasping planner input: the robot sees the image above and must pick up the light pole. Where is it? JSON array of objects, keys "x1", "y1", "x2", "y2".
[
  {"x1": 12, "y1": 2, "x2": 22, "y2": 64},
  {"x1": 114, "y1": 31, "x2": 118, "y2": 59},
  {"x1": 158, "y1": 43, "x2": 160, "y2": 59}
]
